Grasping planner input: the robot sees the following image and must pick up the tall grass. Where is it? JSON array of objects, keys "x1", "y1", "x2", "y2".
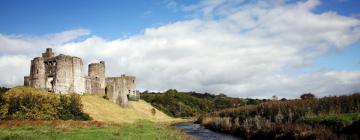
[{"x1": 198, "y1": 93, "x2": 360, "y2": 139}]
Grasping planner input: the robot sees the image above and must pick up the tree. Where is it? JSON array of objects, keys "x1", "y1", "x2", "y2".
[
  {"x1": 300, "y1": 93, "x2": 315, "y2": 100},
  {"x1": 272, "y1": 95, "x2": 278, "y2": 101}
]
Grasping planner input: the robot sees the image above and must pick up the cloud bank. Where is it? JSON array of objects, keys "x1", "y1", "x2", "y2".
[{"x1": 0, "y1": 0, "x2": 360, "y2": 98}]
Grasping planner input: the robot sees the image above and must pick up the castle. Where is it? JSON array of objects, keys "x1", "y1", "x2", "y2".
[{"x1": 23, "y1": 48, "x2": 138, "y2": 107}]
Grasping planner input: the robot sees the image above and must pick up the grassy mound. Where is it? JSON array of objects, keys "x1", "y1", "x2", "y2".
[{"x1": 81, "y1": 95, "x2": 181, "y2": 123}]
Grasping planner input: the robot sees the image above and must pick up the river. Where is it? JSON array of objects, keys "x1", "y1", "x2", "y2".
[{"x1": 174, "y1": 122, "x2": 242, "y2": 140}]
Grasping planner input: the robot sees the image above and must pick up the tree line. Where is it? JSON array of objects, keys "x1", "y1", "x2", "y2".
[{"x1": 141, "y1": 89, "x2": 267, "y2": 117}]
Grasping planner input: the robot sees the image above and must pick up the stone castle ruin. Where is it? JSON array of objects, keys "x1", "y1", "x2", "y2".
[{"x1": 24, "y1": 48, "x2": 139, "y2": 107}]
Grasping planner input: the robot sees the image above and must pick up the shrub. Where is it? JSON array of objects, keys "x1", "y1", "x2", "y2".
[
  {"x1": 151, "y1": 108, "x2": 156, "y2": 116},
  {"x1": 0, "y1": 86, "x2": 91, "y2": 121}
]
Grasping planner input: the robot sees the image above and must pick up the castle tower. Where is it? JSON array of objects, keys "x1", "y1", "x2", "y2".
[
  {"x1": 53, "y1": 55, "x2": 85, "y2": 94},
  {"x1": 42, "y1": 48, "x2": 54, "y2": 58},
  {"x1": 88, "y1": 61, "x2": 105, "y2": 95},
  {"x1": 122, "y1": 75, "x2": 137, "y2": 99},
  {"x1": 30, "y1": 57, "x2": 46, "y2": 88}
]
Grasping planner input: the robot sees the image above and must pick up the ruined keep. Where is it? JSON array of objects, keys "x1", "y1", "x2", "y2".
[{"x1": 24, "y1": 48, "x2": 139, "y2": 107}]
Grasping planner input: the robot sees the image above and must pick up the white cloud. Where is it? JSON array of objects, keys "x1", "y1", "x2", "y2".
[
  {"x1": 0, "y1": 0, "x2": 360, "y2": 98},
  {"x1": 0, "y1": 55, "x2": 30, "y2": 87},
  {"x1": 0, "y1": 29, "x2": 90, "y2": 56}
]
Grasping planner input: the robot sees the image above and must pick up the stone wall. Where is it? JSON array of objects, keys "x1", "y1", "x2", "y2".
[
  {"x1": 85, "y1": 76, "x2": 92, "y2": 93},
  {"x1": 30, "y1": 57, "x2": 46, "y2": 89},
  {"x1": 124, "y1": 75, "x2": 136, "y2": 97},
  {"x1": 72, "y1": 57, "x2": 85, "y2": 93},
  {"x1": 88, "y1": 61, "x2": 105, "y2": 95},
  {"x1": 105, "y1": 75, "x2": 137, "y2": 107},
  {"x1": 24, "y1": 76, "x2": 30, "y2": 86},
  {"x1": 52, "y1": 54, "x2": 85, "y2": 94},
  {"x1": 105, "y1": 77, "x2": 128, "y2": 107}
]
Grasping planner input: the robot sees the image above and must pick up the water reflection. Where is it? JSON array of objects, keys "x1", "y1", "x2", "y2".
[{"x1": 174, "y1": 123, "x2": 241, "y2": 140}]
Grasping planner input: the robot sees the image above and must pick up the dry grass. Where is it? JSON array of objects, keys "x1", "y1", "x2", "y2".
[
  {"x1": 0, "y1": 120, "x2": 115, "y2": 128},
  {"x1": 81, "y1": 95, "x2": 184, "y2": 124}
]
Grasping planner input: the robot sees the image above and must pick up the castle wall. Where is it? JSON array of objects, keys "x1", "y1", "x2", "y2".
[
  {"x1": 88, "y1": 61, "x2": 105, "y2": 95},
  {"x1": 85, "y1": 77, "x2": 92, "y2": 93},
  {"x1": 30, "y1": 57, "x2": 46, "y2": 88},
  {"x1": 53, "y1": 54, "x2": 85, "y2": 94},
  {"x1": 24, "y1": 48, "x2": 138, "y2": 108},
  {"x1": 106, "y1": 77, "x2": 128, "y2": 107},
  {"x1": 24, "y1": 76, "x2": 30, "y2": 86},
  {"x1": 72, "y1": 57, "x2": 85, "y2": 93},
  {"x1": 124, "y1": 75, "x2": 136, "y2": 96}
]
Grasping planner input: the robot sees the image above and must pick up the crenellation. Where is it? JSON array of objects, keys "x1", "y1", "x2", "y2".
[{"x1": 23, "y1": 48, "x2": 137, "y2": 107}]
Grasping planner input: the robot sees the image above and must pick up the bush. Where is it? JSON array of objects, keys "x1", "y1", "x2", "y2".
[
  {"x1": 0, "y1": 86, "x2": 91, "y2": 121},
  {"x1": 0, "y1": 86, "x2": 10, "y2": 106}
]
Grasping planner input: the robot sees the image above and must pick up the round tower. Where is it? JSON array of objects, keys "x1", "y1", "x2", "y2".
[
  {"x1": 88, "y1": 61, "x2": 105, "y2": 94},
  {"x1": 30, "y1": 57, "x2": 46, "y2": 88}
]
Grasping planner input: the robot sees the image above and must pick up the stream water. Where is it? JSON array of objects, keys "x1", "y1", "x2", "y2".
[{"x1": 174, "y1": 122, "x2": 242, "y2": 140}]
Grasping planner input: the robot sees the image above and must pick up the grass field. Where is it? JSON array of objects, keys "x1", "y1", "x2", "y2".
[
  {"x1": 0, "y1": 88, "x2": 192, "y2": 139},
  {"x1": 0, "y1": 120, "x2": 194, "y2": 140},
  {"x1": 81, "y1": 95, "x2": 184, "y2": 123}
]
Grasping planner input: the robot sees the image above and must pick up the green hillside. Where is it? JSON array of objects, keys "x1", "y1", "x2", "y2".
[{"x1": 141, "y1": 89, "x2": 267, "y2": 117}]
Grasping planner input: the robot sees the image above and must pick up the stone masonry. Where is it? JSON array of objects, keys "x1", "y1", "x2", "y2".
[{"x1": 24, "y1": 48, "x2": 138, "y2": 107}]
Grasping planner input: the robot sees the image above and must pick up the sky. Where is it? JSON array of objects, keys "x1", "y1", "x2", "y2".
[{"x1": 0, "y1": 0, "x2": 360, "y2": 98}]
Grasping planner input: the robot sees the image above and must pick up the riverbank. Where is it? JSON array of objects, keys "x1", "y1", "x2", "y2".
[
  {"x1": 174, "y1": 122, "x2": 241, "y2": 140},
  {"x1": 0, "y1": 120, "x2": 194, "y2": 140},
  {"x1": 197, "y1": 93, "x2": 360, "y2": 139}
]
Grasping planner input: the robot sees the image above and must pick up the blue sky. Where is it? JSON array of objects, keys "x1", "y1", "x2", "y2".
[
  {"x1": 0, "y1": 0, "x2": 359, "y2": 71},
  {"x1": 0, "y1": 0, "x2": 193, "y2": 38},
  {"x1": 0, "y1": 0, "x2": 359, "y2": 98}
]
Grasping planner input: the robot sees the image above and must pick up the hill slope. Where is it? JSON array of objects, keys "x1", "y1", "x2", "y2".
[{"x1": 81, "y1": 95, "x2": 178, "y2": 123}]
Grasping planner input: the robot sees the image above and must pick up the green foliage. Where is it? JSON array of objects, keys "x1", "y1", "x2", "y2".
[
  {"x1": 0, "y1": 87, "x2": 10, "y2": 107},
  {"x1": 141, "y1": 89, "x2": 262, "y2": 117},
  {"x1": 0, "y1": 120, "x2": 192, "y2": 140},
  {"x1": 302, "y1": 113, "x2": 360, "y2": 130},
  {"x1": 128, "y1": 95, "x2": 140, "y2": 101},
  {"x1": 58, "y1": 94, "x2": 91, "y2": 120},
  {"x1": 300, "y1": 93, "x2": 316, "y2": 100},
  {"x1": 200, "y1": 93, "x2": 360, "y2": 139},
  {"x1": 0, "y1": 86, "x2": 91, "y2": 120}
]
